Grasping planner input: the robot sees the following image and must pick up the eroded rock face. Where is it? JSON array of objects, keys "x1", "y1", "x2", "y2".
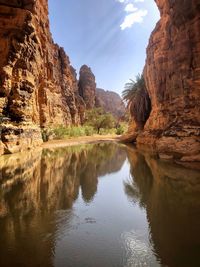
[
  {"x1": 137, "y1": 0, "x2": 200, "y2": 160},
  {"x1": 78, "y1": 66, "x2": 126, "y2": 119},
  {"x1": 95, "y1": 88, "x2": 125, "y2": 119},
  {"x1": 0, "y1": 0, "x2": 85, "y2": 154},
  {"x1": 78, "y1": 65, "x2": 96, "y2": 109}
]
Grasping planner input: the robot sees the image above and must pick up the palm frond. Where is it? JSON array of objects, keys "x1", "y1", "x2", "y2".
[{"x1": 122, "y1": 74, "x2": 151, "y2": 129}]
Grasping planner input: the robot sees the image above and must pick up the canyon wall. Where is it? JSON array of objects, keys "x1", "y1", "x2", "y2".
[
  {"x1": 0, "y1": 0, "x2": 85, "y2": 155},
  {"x1": 95, "y1": 88, "x2": 125, "y2": 119},
  {"x1": 137, "y1": 0, "x2": 200, "y2": 161},
  {"x1": 78, "y1": 65, "x2": 125, "y2": 119}
]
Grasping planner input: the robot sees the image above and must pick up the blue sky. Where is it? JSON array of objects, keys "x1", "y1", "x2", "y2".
[{"x1": 48, "y1": 0, "x2": 159, "y2": 95}]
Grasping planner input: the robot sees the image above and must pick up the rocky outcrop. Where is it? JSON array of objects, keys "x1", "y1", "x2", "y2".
[
  {"x1": 95, "y1": 88, "x2": 126, "y2": 119},
  {"x1": 126, "y1": 0, "x2": 200, "y2": 161},
  {"x1": 78, "y1": 66, "x2": 125, "y2": 118},
  {"x1": 78, "y1": 65, "x2": 96, "y2": 109},
  {"x1": 0, "y1": 0, "x2": 85, "y2": 155}
]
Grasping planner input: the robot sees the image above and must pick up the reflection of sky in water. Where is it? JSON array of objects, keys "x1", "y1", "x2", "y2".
[
  {"x1": 53, "y1": 158, "x2": 160, "y2": 267},
  {"x1": 121, "y1": 230, "x2": 160, "y2": 267}
]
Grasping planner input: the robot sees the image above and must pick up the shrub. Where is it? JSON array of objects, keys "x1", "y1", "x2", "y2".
[
  {"x1": 68, "y1": 126, "x2": 85, "y2": 137},
  {"x1": 41, "y1": 128, "x2": 54, "y2": 142},
  {"x1": 115, "y1": 123, "x2": 128, "y2": 135},
  {"x1": 45, "y1": 125, "x2": 95, "y2": 140},
  {"x1": 84, "y1": 126, "x2": 95, "y2": 136},
  {"x1": 116, "y1": 126, "x2": 124, "y2": 135},
  {"x1": 53, "y1": 126, "x2": 69, "y2": 139}
]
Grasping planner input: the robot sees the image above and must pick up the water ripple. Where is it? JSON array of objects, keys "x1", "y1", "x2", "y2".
[{"x1": 121, "y1": 230, "x2": 159, "y2": 267}]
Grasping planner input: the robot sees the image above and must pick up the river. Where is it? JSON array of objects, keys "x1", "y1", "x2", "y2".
[{"x1": 0, "y1": 142, "x2": 200, "y2": 267}]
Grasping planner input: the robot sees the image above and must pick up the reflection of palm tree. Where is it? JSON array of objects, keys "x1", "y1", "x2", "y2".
[
  {"x1": 124, "y1": 179, "x2": 141, "y2": 205},
  {"x1": 124, "y1": 148, "x2": 153, "y2": 208},
  {"x1": 122, "y1": 74, "x2": 151, "y2": 130}
]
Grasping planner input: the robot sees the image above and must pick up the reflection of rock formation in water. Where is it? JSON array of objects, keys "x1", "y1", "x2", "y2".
[
  {"x1": 0, "y1": 143, "x2": 126, "y2": 215},
  {"x1": 125, "y1": 145, "x2": 200, "y2": 267},
  {"x1": 0, "y1": 143, "x2": 126, "y2": 266}
]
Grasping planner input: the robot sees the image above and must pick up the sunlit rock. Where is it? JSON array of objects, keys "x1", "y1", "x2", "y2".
[{"x1": 137, "y1": 0, "x2": 200, "y2": 160}]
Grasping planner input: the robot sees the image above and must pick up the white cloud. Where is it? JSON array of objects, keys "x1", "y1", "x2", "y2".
[
  {"x1": 125, "y1": 3, "x2": 138, "y2": 13},
  {"x1": 116, "y1": 0, "x2": 147, "y2": 30},
  {"x1": 120, "y1": 9, "x2": 148, "y2": 30}
]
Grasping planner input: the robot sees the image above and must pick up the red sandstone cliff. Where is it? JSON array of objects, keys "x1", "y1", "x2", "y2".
[
  {"x1": 0, "y1": 0, "x2": 85, "y2": 154},
  {"x1": 78, "y1": 66, "x2": 125, "y2": 118},
  {"x1": 95, "y1": 88, "x2": 125, "y2": 119},
  {"x1": 126, "y1": 0, "x2": 200, "y2": 161},
  {"x1": 78, "y1": 65, "x2": 96, "y2": 109}
]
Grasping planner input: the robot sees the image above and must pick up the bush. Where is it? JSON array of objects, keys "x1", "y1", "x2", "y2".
[
  {"x1": 53, "y1": 126, "x2": 69, "y2": 139},
  {"x1": 44, "y1": 125, "x2": 95, "y2": 140},
  {"x1": 84, "y1": 126, "x2": 95, "y2": 136},
  {"x1": 116, "y1": 126, "x2": 124, "y2": 135},
  {"x1": 115, "y1": 123, "x2": 128, "y2": 135},
  {"x1": 41, "y1": 128, "x2": 54, "y2": 142}
]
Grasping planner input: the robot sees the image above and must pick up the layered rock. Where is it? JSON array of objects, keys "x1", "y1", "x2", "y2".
[
  {"x1": 78, "y1": 66, "x2": 125, "y2": 118},
  {"x1": 78, "y1": 65, "x2": 96, "y2": 109},
  {"x1": 128, "y1": 0, "x2": 200, "y2": 161},
  {"x1": 0, "y1": 0, "x2": 85, "y2": 155},
  {"x1": 95, "y1": 88, "x2": 125, "y2": 119}
]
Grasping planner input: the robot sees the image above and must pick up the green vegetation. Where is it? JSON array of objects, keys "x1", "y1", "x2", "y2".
[
  {"x1": 85, "y1": 108, "x2": 115, "y2": 134},
  {"x1": 41, "y1": 108, "x2": 128, "y2": 142},
  {"x1": 122, "y1": 74, "x2": 151, "y2": 129},
  {"x1": 42, "y1": 125, "x2": 95, "y2": 141},
  {"x1": 116, "y1": 123, "x2": 128, "y2": 135}
]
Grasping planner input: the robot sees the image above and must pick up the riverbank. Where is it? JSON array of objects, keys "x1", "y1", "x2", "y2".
[{"x1": 42, "y1": 135, "x2": 120, "y2": 149}]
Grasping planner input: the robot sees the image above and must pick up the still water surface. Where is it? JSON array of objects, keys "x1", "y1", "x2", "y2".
[{"x1": 0, "y1": 142, "x2": 200, "y2": 267}]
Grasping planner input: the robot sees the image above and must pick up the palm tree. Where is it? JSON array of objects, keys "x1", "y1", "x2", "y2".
[{"x1": 122, "y1": 74, "x2": 151, "y2": 130}]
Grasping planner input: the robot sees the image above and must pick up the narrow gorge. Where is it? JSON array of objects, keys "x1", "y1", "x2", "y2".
[
  {"x1": 0, "y1": 1, "x2": 200, "y2": 266},
  {"x1": 0, "y1": 0, "x2": 199, "y2": 161}
]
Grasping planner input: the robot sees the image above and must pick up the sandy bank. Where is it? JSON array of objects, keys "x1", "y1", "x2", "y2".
[{"x1": 42, "y1": 135, "x2": 120, "y2": 149}]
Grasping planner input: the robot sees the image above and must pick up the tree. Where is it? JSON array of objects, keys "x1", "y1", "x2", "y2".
[
  {"x1": 85, "y1": 108, "x2": 115, "y2": 134},
  {"x1": 122, "y1": 74, "x2": 151, "y2": 129}
]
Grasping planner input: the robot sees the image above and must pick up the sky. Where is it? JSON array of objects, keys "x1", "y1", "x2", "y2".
[{"x1": 48, "y1": 0, "x2": 160, "y2": 95}]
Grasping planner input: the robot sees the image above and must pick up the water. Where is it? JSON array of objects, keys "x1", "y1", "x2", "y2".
[{"x1": 0, "y1": 142, "x2": 200, "y2": 267}]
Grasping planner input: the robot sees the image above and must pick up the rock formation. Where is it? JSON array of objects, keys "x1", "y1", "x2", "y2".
[
  {"x1": 78, "y1": 65, "x2": 96, "y2": 109},
  {"x1": 0, "y1": 0, "x2": 85, "y2": 155},
  {"x1": 126, "y1": 0, "x2": 200, "y2": 161},
  {"x1": 95, "y1": 88, "x2": 126, "y2": 119},
  {"x1": 78, "y1": 66, "x2": 125, "y2": 118}
]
